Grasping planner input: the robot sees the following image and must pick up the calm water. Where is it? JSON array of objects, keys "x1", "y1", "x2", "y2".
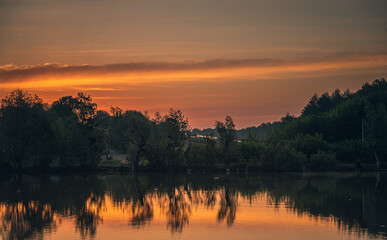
[{"x1": 0, "y1": 172, "x2": 386, "y2": 240}]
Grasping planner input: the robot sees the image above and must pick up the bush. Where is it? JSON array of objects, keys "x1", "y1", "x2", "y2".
[
  {"x1": 333, "y1": 138, "x2": 366, "y2": 163},
  {"x1": 261, "y1": 143, "x2": 307, "y2": 171},
  {"x1": 289, "y1": 133, "x2": 330, "y2": 158},
  {"x1": 309, "y1": 151, "x2": 338, "y2": 171}
]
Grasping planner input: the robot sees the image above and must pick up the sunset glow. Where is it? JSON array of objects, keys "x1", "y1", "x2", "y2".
[{"x1": 0, "y1": 0, "x2": 386, "y2": 128}]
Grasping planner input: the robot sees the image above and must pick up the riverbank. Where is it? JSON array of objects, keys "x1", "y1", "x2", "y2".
[{"x1": 1, "y1": 158, "x2": 384, "y2": 174}]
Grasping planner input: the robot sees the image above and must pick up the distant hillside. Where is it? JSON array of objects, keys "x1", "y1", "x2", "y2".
[
  {"x1": 194, "y1": 78, "x2": 387, "y2": 142},
  {"x1": 192, "y1": 121, "x2": 279, "y2": 140}
]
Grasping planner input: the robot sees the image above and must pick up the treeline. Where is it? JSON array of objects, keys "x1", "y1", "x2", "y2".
[
  {"x1": 192, "y1": 121, "x2": 278, "y2": 140},
  {"x1": 0, "y1": 78, "x2": 386, "y2": 172}
]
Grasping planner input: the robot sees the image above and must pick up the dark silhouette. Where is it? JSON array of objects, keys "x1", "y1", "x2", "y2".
[
  {"x1": 215, "y1": 116, "x2": 236, "y2": 172},
  {"x1": 110, "y1": 110, "x2": 151, "y2": 172},
  {"x1": 0, "y1": 78, "x2": 386, "y2": 172},
  {"x1": 217, "y1": 175, "x2": 238, "y2": 226},
  {"x1": 129, "y1": 174, "x2": 153, "y2": 226}
]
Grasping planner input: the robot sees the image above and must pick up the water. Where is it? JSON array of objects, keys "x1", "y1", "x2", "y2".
[{"x1": 0, "y1": 172, "x2": 386, "y2": 240}]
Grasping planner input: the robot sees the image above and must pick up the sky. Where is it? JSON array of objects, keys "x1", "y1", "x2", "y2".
[{"x1": 0, "y1": 0, "x2": 386, "y2": 128}]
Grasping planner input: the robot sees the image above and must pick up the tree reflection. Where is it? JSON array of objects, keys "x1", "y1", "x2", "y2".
[
  {"x1": 164, "y1": 187, "x2": 191, "y2": 233},
  {"x1": 75, "y1": 193, "x2": 104, "y2": 238},
  {"x1": 0, "y1": 202, "x2": 57, "y2": 240},
  {"x1": 128, "y1": 174, "x2": 153, "y2": 227},
  {"x1": 217, "y1": 176, "x2": 238, "y2": 226},
  {"x1": 0, "y1": 173, "x2": 386, "y2": 238}
]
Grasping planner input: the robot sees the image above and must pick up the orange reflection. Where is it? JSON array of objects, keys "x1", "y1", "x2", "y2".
[{"x1": 0, "y1": 190, "x2": 373, "y2": 240}]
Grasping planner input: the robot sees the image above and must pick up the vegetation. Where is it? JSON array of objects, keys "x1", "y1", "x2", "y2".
[{"x1": 0, "y1": 78, "x2": 386, "y2": 172}]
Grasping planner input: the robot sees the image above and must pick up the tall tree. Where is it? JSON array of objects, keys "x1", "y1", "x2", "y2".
[
  {"x1": 365, "y1": 103, "x2": 387, "y2": 170},
  {"x1": 51, "y1": 92, "x2": 103, "y2": 168},
  {"x1": 110, "y1": 110, "x2": 153, "y2": 172},
  {"x1": 149, "y1": 109, "x2": 190, "y2": 169},
  {"x1": 0, "y1": 89, "x2": 58, "y2": 169},
  {"x1": 215, "y1": 116, "x2": 236, "y2": 171}
]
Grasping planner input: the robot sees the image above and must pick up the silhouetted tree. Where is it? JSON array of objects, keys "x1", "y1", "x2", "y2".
[
  {"x1": 365, "y1": 103, "x2": 387, "y2": 170},
  {"x1": 0, "y1": 89, "x2": 59, "y2": 169},
  {"x1": 147, "y1": 109, "x2": 190, "y2": 169},
  {"x1": 215, "y1": 116, "x2": 236, "y2": 171},
  {"x1": 51, "y1": 93, "x2": 104, "y2": 168},
  {"x1": 110, "y1": 110, "x2": 151, "y2": 172},
  {"x1": 240, "y1": 134, "x2": 262, "y2": 172}
]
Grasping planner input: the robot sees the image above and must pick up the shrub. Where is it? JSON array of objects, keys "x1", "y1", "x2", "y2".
[
  {"x1": 310, "y1": 151, "x2": 338, "y2": 171},
  {"x1": 261, "y1": 143, "x2": 307, "y2": 171}
]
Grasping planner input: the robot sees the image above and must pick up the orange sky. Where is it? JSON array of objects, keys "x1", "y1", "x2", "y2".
[{"x1": 0, "y1": 0, "x2": 386, "y2": 128}]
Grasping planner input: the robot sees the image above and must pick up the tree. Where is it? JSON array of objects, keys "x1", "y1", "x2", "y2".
[
  {"x1": 0, "y1": 89, "x2": 58, "y2": 169},
  {"x1": 302, "y1": 94, "x2": 318, "y2": 116},
  {"x1": 365, "y1": 103, "x2": 387, "y2": 170},
  {"x1": 240, "y1": 134, "x2": 262, "y2": 172},
  {"x1": 148, "y1": 109, "x2": 190, "y2": 169},
  {"x1": 215, "y1": 116, "x2": 236, "y2": 171},
  {"x1": 51, "y1": 92, "x2": 96, "y2": 124},
  {"x1": 51, "y1": 96, "x2": 79, "y2": 120},
  {"x1": 51, "y1": 92, "x2": 103, "y2": 168},
  {"x1": 75, "y1": 92, "x2": 97, "y2": 124},
  {"x1": 163, "y1": 109, "x2": 191, "y2": 170},
  {"x1": 111, "y1": 110, "x2": 152, "y2": 172}
]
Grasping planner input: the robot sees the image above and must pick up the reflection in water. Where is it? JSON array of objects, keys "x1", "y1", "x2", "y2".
[
  {"x1": 128, "y1": 174, "x2": 153, "y2": 227},
  {"x1": 0, "y1": 173, "x2": 386, "y2": 239},
  {"x1": 0, "y1": 202, "x2": 57, "y2": 240},
  {"x1": 164, "y1": 187, "x2": 191, "y2": 232},
  {"x1": 217, "y1": 176, "x2": 238, "y2": 226},
  {"x1": 75, "y1": 193, "x2": 104, "y2": 238}
]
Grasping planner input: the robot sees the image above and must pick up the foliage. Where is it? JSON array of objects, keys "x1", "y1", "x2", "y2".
[
  {"x1": 310, "y1": 151, "x2": 338, "y2": 171},
  {"x1": 110, "y1": 110, "x2": 151, "y2": 171},
  {"x1": 215, "y1": 116, "x2": 236, "y2": 170},
  {"x1": 0, "y1": 90, "x2": 59, "y2": 169},
  {"x1": 301, "y1": 88, "x2": 350, "y2": 116},
  {"x1": 365, "y1": 103, "x2": 387, "y2": 169},
  {"x1": 260, "y1": 142, "x2": 307, "y2": 171},
  {"x1": 239, "y1": 134, "x2": 263, "y2": 170},
  {"x1": 0, "y1": 78, "x2": 386, "y2": 171},
  {"x1": 288, "y1": 133, "x2": 330, "y2": 158}
]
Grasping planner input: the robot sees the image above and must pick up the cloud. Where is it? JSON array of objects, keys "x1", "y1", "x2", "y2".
[
  {"x1": 0, "y1": 59, "x2": 281, "y2": 82},
  {"x1": 0, "y1": 53, "x2": 386, "y2": 86}
]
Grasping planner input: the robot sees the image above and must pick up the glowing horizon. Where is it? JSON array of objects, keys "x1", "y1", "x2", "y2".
[{"x1": 0, "y1": 0, "x2": 386, "y2": 128}]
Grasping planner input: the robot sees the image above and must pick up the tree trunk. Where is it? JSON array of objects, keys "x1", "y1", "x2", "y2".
[
  {"x1": 184, "y1": 174, "x2": 192, "y2": 201},
  {"x1": 225, "y1": 175, "x2": 230, "y2": 207},
  {"x1": 133, "y1": 173, "x2": 144, "y2": 205},
  {"x1": 225, "y1": 143, "x2": 230, "y2": 172},
  {"x1": 374, "y1": 151, "x2": 380, "y2": 170},
  {"x1": 132, "y1": 154, "x2": 139, "y2": 173},
  {"x1": 132, "y1": 138, "x2": 145, "y2": 173},
  {"x1": 184, "y1": 135, "x2": 191, "y2": 171},
  {"x1": 375, "y1": 172, "x2": 380, "y2": 190}
]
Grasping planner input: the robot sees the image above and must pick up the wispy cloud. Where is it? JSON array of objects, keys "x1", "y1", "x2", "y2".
[{"x1": 1, "y1": 53, "x2": 386, "y2": 85}]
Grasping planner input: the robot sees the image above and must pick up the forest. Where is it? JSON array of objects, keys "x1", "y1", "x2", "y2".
[{"x1": 0, "y1": 78, "x2": 386, "y2": 172}]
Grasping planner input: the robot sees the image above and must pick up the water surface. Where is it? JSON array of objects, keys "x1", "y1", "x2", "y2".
[{"x1": 0, "y1": 172, "x2": 386, "y2": 240}]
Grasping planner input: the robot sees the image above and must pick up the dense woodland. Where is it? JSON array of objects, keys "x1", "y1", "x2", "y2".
[{"x1": 0, "y1": 78, "x2": 386, "y2": 172}]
